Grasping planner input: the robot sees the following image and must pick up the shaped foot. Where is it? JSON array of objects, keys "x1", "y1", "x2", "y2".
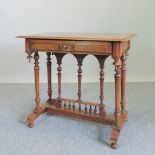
[
  {"x1": 27, "y1": 106, "x2": 46, "y2": 128},
  {"x1": 110, "y1": 125, "x2": 120, "y2": 149},
  {"x1": 111, "y1": 143, "x2": 118, "y2": 149},
  {"x1": 28, "y1": 122, "x2": 34, "y2": 128}
]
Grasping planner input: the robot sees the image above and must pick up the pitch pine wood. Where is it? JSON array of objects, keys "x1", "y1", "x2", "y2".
[
  {"x1": 17, "y1": 32, "x2": 136, "y2": 41},
  {"x1": 17, "y1": 32, "x2": 135, "y2": 149}
]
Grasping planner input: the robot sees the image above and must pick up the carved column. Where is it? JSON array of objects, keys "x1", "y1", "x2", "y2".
[
  {"x1": 114, "y1": 57, "x2": 122, "y2": 125},
  {"x1": 112, "y1": 42, "x2": 122, "y2": 127},
  {"x1": 95, "y1": 55, "x2": 108, "y2": 116},
  {"x1": 55, "y1": 53, "x2": 66, "y2": 98},
  {"x1": 121, "y1": 53, "x2": 128, "y2": 117},
  {"x1": 110, "y1": 42, "x2": 130, "y2": 149},
  {"x1": 109, "y1": 56, "x2": 122, "y2": 149},
  {"x1": 34, "y1": 52, "x2": 40, "y2": 112},
  {"x1": 27, "y1": 52, "x2": 46, "y2": 128},
  {"x1": 46, "y1": 52, "x2": 52, "y2": 101},
  {"x1": 74, "y1": 54, "x2": 86, "y2": 101}
]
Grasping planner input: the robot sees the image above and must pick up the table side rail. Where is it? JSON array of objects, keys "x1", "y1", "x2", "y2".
[{"x1": 27, "y1": 39, "x2": 112, "y2": 55}]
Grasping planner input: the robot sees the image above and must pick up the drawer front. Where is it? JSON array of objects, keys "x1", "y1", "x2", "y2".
[
  {"x1": 73, "y1": 42, "x2": 112, "y2": 54},
  {"x1": 30, "y1": 39, "x2": 59, "y2": 51},
  {"x1": 29, "y1": 39, "x2": 112, "y2": 54}
]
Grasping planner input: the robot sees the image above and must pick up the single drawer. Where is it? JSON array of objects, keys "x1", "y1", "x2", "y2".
[
  {"x1": 29, "y1": 39, "x2": 59, "y2": 51},
  {"x1": 28, "y1": 39, "x2": 112, "y2": 54},
  {"x1": 73, "y1": 41, "x2": 112, "y2": 54}
]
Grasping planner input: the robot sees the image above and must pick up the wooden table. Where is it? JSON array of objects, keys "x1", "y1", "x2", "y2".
[{"x1": 17, "y1": 32, "x2": 135, "y2": 149}]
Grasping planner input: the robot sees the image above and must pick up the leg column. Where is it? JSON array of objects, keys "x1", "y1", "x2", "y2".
[
  {"x1": 74, "y1": 54, "x2": 86, "y2": 112},
  {"x1": 121, "y1": 53, "x2": 128, "y2": 120},
  {"x1": 74, "y1": 54, "x2": 86, "y2": 101},
  {"x1": 55, "y1": 53, "x2": 66, "y2": 99},
  {"x1": 46, "y1": 52, "x2": 52, "y2": 102},
  {"x1": 95, "y1": 55, "x2": 109, "y2": 116},
  {"x1": 114, "y1": 58, "x2": 122, "y2": 126},
  {"x1": 27, "y1": 52, "x2": 46, "y2": 128},
  {"x1": 34, "y1": 52, "x2": 41, "y2": 112},
  {"x1": 77, "y1": 58, "x2": 82, "y2": 101},
  {"x1": 110, "y1": 57, "x2": 122, "y2": 149}
]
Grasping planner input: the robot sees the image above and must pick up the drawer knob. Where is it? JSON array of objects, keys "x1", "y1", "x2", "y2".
[{"x1": 63, "y1": 45, "x2": 67, "y2": 49}]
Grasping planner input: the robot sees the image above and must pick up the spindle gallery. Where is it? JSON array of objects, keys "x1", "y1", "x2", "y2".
[{"x1": 17, "y1": 32, "x2": 136, "y2": 149}]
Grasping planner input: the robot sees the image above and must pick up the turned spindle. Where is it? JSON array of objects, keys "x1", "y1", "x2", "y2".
[
  {"x1": 46, "y1": 52, "x2": 52, "y2": 101},
  {"x1": 85, "y1": 104, "x2": 87, "y2": 113},
  {"x1": 89, "y1": 105, "x2": 92, "y2": 113},
  {"x1": 95, "y1": 55, "x2": 109, "y2": 116},
  {"x1": 34, "y1": 52, "x2": 40, "y2": 112},
  {"x1": 68, "y1": 101, "x2": 71, "y2": 109},
  {"x1": 55, "y1": 53, "x2": 66, "y2": 98},
  {"x1": 114, "y1": 60, "x2": 122, "y2": 125},
  {"x1": 74, "y1": 54, "x2": 86, "y2": 101},
  {"x1": 79, "y1": 103, "x2": 81, "y2": 112},
  {"x1": 121, "y1": 53, "x2": 128, "y2": 116},
  {"x1": 94, "y1": 106, "x2": 97, "y2": 114},
  {"x1": 113, "y1": 47, "x2": 122, "y2": 126},
  {"x1": 64, "y1": 101, "x2": 67, "y2": 108},
  {"x1": 57, "y1": 65, "x2": 62, "y2": 98},
  {"x1": 73, "y1": 102, "x2": 75, "y2": 110}
]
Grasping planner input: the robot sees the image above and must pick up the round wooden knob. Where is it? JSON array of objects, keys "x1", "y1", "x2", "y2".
[{"x1": 63, "y1": 45, "x2": 67, "y2": 49}]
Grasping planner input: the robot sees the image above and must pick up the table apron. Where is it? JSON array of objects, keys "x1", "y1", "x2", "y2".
[{"x1": 27, "y1": 39, "x2": 112, "y2": 55}]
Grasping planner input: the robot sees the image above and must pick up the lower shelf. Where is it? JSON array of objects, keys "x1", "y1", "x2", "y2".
[
  {"x1": 44, "y1": 97, "x2": 115, "y2": 125},
  {"x1": 27, "y1": 97, "x2": 128, "y2": 149}
]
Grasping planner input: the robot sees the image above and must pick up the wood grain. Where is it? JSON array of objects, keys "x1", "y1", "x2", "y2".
[
  {"x1": 18, "y1": 32, "x2": 135, "y2": 149},
  {"x1": 17, "y1": 32, "x2": 136, "y2": 41}
]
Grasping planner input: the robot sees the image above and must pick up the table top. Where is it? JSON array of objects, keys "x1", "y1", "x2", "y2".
[{"x1": 17, "y1": 32, "x2": 136, "y2": 41}]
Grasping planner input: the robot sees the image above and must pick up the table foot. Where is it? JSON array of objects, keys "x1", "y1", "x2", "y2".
[
  {"x1": 28, "y1": 122, "x2": 34, "y2": 128},
  {"x1": 111, "y1": 143, "x2": 118, "y2": 149},
  {"x1": 110, "y1": 125, "x2": 121, "y2": 149},
  {"x1": 110, "y1": 115, "x2": 126, "y2": 149},
  {"x1": 27, "y1": 106, "x2": 46, "y2": 127}
]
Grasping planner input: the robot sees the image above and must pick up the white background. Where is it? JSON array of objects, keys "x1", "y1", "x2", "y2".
[{"x1": 0, "y1": 0, "x2": 155, "y2": 83}]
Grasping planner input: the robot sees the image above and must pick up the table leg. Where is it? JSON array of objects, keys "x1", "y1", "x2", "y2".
[
  {"x1": 74, "y1": 54, "x2": 86, "y2": 101},
  {"x1": 34, "y1": 52, "x2": 40, "y2": 112},
  {"x1": 77, "y1": 56, "x2": 83, "y2": 101},
  {"x1": 95, "y1": 55, "x2": 108, "y2": 116},
  {"x1": 121, "y1": 53, "x2": 128, "y2": 120},
  {"x1": 110, "y1": 57, "x2": 122, "y2": 149},
  {"x1": 46, "y1": 52, "x2": 52, "y2": 102},
  {"x1": 27, "y1": 52, "x2": 46, "y2": 128},
  {"x1": 74, "y1": 54, "x2": 86, "y2": 111},
  {"x1": 55, "y1": 53, "x2": 65, "y2": 98}
]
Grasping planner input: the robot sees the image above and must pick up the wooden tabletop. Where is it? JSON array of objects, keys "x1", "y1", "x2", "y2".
[{"x1": 16, "y1": 32, "x2": 136, "y2": 41}]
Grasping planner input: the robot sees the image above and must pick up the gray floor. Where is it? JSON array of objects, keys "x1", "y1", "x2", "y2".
[{"x1": 0, "y1": 83, "x2": 155, "y2": 155}]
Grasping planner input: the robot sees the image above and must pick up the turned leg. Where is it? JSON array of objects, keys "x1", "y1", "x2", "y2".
[
  {"x1": 110, "y1": 125, "x2": 120, "y2": 149},
  {"x1": 27, "y1": 52, "x2": 46, "y2": 127},
  {"x1": 74, "y1": 54, "x2": 86, "y2": 101},
  {"x1": 110, "y1": 57, "x2": 122, "y2": 149},
  {"x1": 95, "y1": 55, "x2": 109, "y2": 116},
  {"x1": 77, "y1": 57, "x2": 82, "y2": 101},
  {"x1": 46, "y1": 52, "x2": 52, "y2": 102},
  {"x1": 55, "y1": 53, "x2": 65, "y2": 98},
  {"x1": 121, "y1": 53, "x2": 128, "y2": 120},
  {"x1": 114, "y1": 58, "x2": 121, "y2": 126},
  {"x1": 74, "y1": 54, "x2": 86, "y2": 111},
  {"x1": 34, "y1": 52, "x2": 41, "y2": 112},
  {"x1": 57, "y1": 61, "x2": 62, "y2": 98}
]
